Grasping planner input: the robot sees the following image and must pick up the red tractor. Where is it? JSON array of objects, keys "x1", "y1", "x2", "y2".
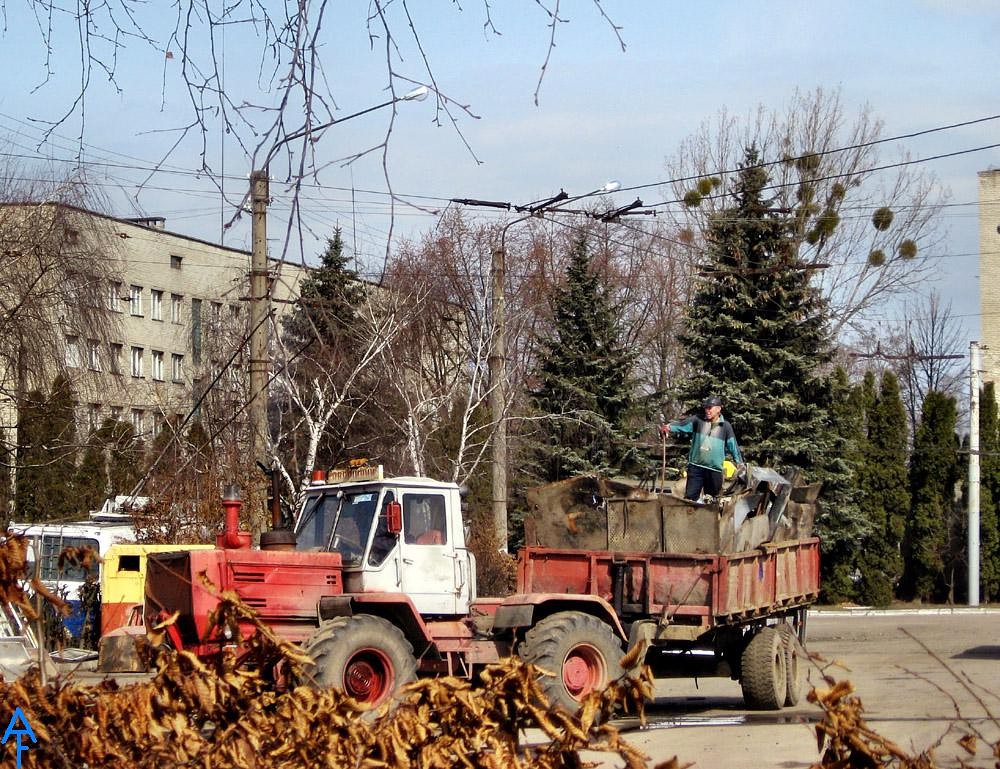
[{"x1": 145, "y1": 465, "x2": 820, "y2": 712}]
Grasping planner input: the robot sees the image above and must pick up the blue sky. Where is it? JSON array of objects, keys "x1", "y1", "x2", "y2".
[{"x1": 0, "y1": 1, "x2": 997, "y2": 340}]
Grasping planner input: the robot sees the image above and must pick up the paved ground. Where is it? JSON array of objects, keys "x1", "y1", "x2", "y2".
[{"x1": 604, "y1": 610, "x2": 1000, "y2": 768}]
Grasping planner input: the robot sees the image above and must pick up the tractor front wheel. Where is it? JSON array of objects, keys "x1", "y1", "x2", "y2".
[{"x1": 301, "y1": 615, "x2": 417, "y2": 714}]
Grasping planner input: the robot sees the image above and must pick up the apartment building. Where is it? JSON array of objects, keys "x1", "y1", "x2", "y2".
[
  {"x1": 0, "y1": 203, "x2": 306, "y2": 447},
  {"x1": 980, "y1": 170, "x2": 1000, "y2": 387}
]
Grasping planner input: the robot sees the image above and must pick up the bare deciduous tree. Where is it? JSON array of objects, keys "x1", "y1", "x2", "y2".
[{"x1": 662, "y1": 87, "x2": 947, "y2": 341}]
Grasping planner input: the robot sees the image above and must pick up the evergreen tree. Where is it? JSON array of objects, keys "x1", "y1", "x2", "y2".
[
  {"x1": 677, "y1": 147, "x2": 833, "y2": 474},
  {"x1": 74, "y1": 430, "x2": 108, "y2": 514},
  {"x1": 279, "y1": 228, "x2": 366, "y2": 471},
  {"x1": 14, "y1": 375, "x2": 79, "y2": 521},
  {"x1": 979, "y1": 383, "x2": 1000, "y2": 601},
  {"x1": 817, "y1": 366, "x2": 869, "y2": 602},
  {"x1": 283, "y1": 228, "x2": 363, "y2": 346},
  {"x1": 905, "y1": 391, "x2": 959, "y2": 602},
  {"x1": 528, "y1": 235, "x2": 637, "y2": 481},
  {"x1": 97, "y1": 418, "x2": 143, "y2": 496},
  {"x1": 855, "y1": 371, "x2": 909, "y2": 605}
]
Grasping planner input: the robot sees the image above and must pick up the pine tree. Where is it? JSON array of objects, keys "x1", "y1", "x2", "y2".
[
  {"x1": 905, "y1": 391, "x2": 959, "y2": 602},
  {"x1": 979, "y1": 383, "x2": 1000, "y2": 601},
  {"x1": 855, "y1": 371, "x2": 909, "y2": 606},
  {"x1": 677, "y1": 147, "x2": 834, "y2": 474},
  {"x1": 97, "y1": 418, "x2": 143, "y2": 497},
  {"x1": 528, "y1": 235, "x2": 637, "y2": 482}
]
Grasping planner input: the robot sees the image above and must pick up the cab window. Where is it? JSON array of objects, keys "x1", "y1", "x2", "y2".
[{"x1": 402, "y1": 493, "x2": 447, "y2": 546}]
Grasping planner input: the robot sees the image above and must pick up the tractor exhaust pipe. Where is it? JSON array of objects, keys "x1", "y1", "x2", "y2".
[{"x1": 217, "y1": 484, "x2": 251, "y2": 549}]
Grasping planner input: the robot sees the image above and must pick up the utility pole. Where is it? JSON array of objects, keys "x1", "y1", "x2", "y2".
[
  {"x1": 489, "y1": 243, "x2": 508, "y2": 552},
  {"x1": 969, "y1": 341, "x2": 981, "y2": 606},
  {"x1": 249, "y1": 169, "x2": 271, "y2": 536}
]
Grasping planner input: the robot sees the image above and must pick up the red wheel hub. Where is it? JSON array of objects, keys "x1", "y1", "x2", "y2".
[
  {"x1": 344, "y1": 649, "x2": 394, "y2": 703},
  {"x1": 562, "y1": 645, "x2": 606, "y2": 699}
]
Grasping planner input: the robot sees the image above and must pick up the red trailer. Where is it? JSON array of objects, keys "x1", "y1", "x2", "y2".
[{"x1": 145, "y1": 467, "x2": 821, "y2": 714}]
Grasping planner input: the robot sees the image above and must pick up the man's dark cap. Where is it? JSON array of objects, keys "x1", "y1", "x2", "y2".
[{"x1": 702, "y1": 395, "x2": 723, "y2": 408}]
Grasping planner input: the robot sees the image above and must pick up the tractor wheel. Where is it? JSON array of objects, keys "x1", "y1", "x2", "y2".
[
  {"x1": 301, "y1": 615, "x2": 417, "y2": 715},
  {"x1": 740, "y1": 627, "x2": 787, "y2": 710},
  {"x1": 520, "y1": 611, "x2": 625, "y2": 715},
  {"x1": 778, "y1": 623, "x2": 803, "y2": 706}
]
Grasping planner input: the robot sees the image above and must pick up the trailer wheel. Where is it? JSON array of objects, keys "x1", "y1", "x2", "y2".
[
  {"x1": 740, "y1": 627, "x2": 787, "y2": 710},
  {"x1": 521, "y1": 611, "x2": 625, "y2": 714},
  {"x1": 301, "y1": 615, "x2": 417, "y2": 714},
  {"x1": 778, "y1": 623, "x2": 803, "y2": 706}
]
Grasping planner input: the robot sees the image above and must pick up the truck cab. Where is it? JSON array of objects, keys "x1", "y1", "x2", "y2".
[{"x1": 294, "y1": 467, "x2": 476, "y2": 616}]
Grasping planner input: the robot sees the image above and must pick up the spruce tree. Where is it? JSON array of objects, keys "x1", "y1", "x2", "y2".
[
  {"x1": 905, "y1": 391, "x2": 959, "y2": 602},
  {"x1": 279, "y1": 228, "x2": 366, "y2": 470},
  {"x1": 677, "y1": 147, "x2": 833, "y2": 473},
  {"x1": 855, "y1": 371, "x2": 910, "y2": 605},
  {"x1": 529, "y1": 235, "x2": 637, "y2": 481},
  {"x1": 818, "y1": 366, "x2": 869, "y2": 602},
  {"x1": 979, "y1": 383, "x2": 1000, "y2": 601}
]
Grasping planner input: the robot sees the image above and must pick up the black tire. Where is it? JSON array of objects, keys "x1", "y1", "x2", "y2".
[
  {"x1": 520, "y1": 611, "x2": 625, "y2": 715},
  {"x1": 777, "y1": 623, "x2": 803, "y2": 706},
  {"x1": 301, "y1": 615, "x2": 417, "y2": 714},
  {"x1": 740, "y1": 627, "x2": 787, "y2": 710}
]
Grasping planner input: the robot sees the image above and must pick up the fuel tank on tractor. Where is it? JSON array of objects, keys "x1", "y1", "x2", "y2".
[{"x1": 144, "y1": 546, "x2": 343, "y2": 656}]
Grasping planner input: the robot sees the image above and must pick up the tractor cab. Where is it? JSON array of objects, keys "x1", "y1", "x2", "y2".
[{"x1": 294, "y1": 466, "x2": 476, "y2": 616}]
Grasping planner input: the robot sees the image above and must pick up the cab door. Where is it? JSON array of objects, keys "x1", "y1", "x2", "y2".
[{"x1": 398, "y1": 491, "x2": 458, "y2": 615}]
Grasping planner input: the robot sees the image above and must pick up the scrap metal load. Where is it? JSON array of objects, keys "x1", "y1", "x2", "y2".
[{"x1": 524, "y1": 466, "x2": 821, "y2": 554}]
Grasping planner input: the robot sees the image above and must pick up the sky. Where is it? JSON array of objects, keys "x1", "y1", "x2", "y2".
[{"x1": 0, "y1": 1, "x2": 997, "y2": 343}]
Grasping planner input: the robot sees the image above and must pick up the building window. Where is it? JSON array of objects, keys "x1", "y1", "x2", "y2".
[
  {"x1": 154, "y1": 413, "x2": 164, "y2": 436},
  {"x1": 191, "y1": 298, "x2": 202, "y2": 365},
  {"x1": 171, "y1": 353, "x2": 184, "y2": 382},
  {"x1": 229, "y1": 303, "x2": 241, "y2": 318},
  {"x1": 170, "y1": 294, "x2": 183, "y2": 323},
  {"x1": 151, "y1": 289, "x2": 163, "y2": 321},
  {"x1": 131, "y1": 409, "x2": 144, "y2": 436},
  {"x1": 88, "y1": 404, "x2": 100, "y2": 432},
  {"x1": 131, "y1": 346, "x2": 144, "y2": 378},
  {"x1": 109, "y1": 343, "x2": 123, "y2": 375},
  {"x1": 108, "y1": 281, "x2": 123, "y2": 312},
  {"x1": 170, "y1": 255, "x2": 183, "y2": 269},
  {"x1": 65, "y1": 336, "x2": 81, "y2": 368},
  {"x1": 129, "y1": 285, "x2": 143, "y2": 316},
  {"x1": 110, "y1": 406, "x2": 122, "y2": 422},
  {"x1": 151, "y1": 350, "x2": 164, "y2": 381},
  {"x1": 87, "y1": 340, "x2": 101, "y2": 371}
]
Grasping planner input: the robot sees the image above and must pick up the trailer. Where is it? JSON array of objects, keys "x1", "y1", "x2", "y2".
[{"x1": 144, "y1": 465, "x2": 820, "y2": 713}]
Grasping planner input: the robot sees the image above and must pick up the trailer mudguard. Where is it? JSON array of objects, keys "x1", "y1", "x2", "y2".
[{"x1": 493, "y1": 593, "x2": 626, "y2": 640}]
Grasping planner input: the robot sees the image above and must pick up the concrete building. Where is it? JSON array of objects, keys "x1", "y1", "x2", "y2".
[
  {"x1": 979, "y1": 170, "x2": 1000, "y2": 386},
  {"x1": 0, "y1": 203, "x2": 306, "y2": 449}
]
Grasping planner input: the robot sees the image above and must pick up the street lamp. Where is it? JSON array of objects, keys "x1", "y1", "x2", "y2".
[
  {"x1": 488, "y1": 181, "x2": 620, "y2": 552},
  {"x1": 246, "y1": 86, "x2": 429, "y2": 535}
]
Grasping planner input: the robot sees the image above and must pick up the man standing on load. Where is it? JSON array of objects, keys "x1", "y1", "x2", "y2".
[{"x1": 661, "y1": 395, "x2": 744, "y2": 502}]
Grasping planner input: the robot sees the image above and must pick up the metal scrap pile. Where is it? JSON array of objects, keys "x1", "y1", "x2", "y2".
[{"x1": 524, "y1": 467, "x2": 821, "y2": 555}]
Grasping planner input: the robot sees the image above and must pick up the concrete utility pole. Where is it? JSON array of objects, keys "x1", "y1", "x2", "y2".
[
  {"x1": 968, "y1": 340, "x2": 981, "y2": 606},
  {"x1": 489, "y1": 242, "x2": 508, "y2": 552},
  {"x1": 249, "y1": 170, "x2": 271, "y2": 534}
]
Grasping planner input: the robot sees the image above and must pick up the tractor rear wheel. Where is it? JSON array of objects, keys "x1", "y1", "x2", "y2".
[
  {"x1": 740, "y1": 626, "x2": 787, "y2": 710},
  {"x1": 301, "y1": 615, "x2": 417, "y2": 714},
  {"x1": 521, "y1": 611, "x2": 625, "y2": 715}
]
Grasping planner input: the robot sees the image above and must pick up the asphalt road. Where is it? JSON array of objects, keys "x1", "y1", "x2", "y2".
[{"x1": 605, "y1": 609, "x2": 1000, "y2": 769}]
